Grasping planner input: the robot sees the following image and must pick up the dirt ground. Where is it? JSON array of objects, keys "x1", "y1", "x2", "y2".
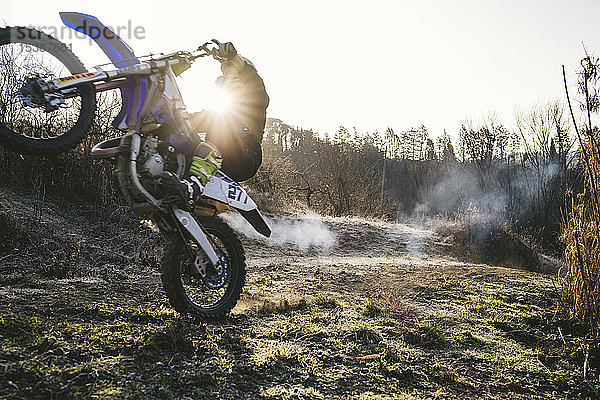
[{"x1": 0, "y1": 187, "x2": 597, "y2": 399}]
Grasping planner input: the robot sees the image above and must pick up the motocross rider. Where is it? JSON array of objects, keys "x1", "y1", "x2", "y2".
[{"x1": 163, "y1": 41, "x2": 269, "y2": 204}]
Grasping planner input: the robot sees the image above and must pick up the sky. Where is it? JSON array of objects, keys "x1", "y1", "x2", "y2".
[{"x1": 4, "y1": 0, "x2": 600, "y2": 140}]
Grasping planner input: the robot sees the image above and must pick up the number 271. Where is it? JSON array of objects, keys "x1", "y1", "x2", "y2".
[{"x1": 228, "y1": 184, "x2": 247, "y2": 203}]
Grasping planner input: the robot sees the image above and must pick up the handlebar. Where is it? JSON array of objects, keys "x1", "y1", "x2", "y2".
[
  {"x1": 193, "y1": 40, "x2": 229, "y2": 62},
  {"x1": 147, "y1": 41, "x2": 224, "y2": 76}
]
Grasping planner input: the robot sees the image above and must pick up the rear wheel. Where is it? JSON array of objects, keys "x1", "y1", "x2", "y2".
[
  {"x1": 0, "y1": 27, "x2": 96, "y2": 155},
  {"x1": 161, "y1": 216, "x2": 246, "y2": 319}
]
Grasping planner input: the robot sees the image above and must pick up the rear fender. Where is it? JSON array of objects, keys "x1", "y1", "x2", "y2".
[{"x1": 203, "y1": 171, "x2": 271, "y2": 237}]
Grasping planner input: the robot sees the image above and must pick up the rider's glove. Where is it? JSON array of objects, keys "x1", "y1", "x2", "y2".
[
  {"x1": 189, "y1": 141, "x2": 223, "y2": 186},
  {"x1": 212, "y1": 40, "x2": 237, "y2": 61}
]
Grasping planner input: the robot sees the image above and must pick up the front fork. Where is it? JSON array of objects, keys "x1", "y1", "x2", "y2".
[{"x1": 171, "y1": 208, "x2": 219, "y2": 266}]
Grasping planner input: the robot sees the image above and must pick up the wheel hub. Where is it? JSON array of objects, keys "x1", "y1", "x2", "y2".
[
  {"x1": 18, "y1": 76, "x2": 65, "y2": 112},
  {"x1": 194, "y1": 250, "x2": 230, "y2": 289}
]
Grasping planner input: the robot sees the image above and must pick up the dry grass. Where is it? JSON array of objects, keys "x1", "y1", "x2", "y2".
[
  {"x1": 560, "y1": 55, "x2": 600, "y2": 340},
  {"x1": 432, "y1": 210, "x2": 545, "y2": 272},
  {"x1": 561, "y1": 137, "x2": 600, "y2": 337}
]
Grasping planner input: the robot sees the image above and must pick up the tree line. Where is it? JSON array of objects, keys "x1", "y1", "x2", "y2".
[{"x1": 249, "y1": 100, "x2": 579, "y2": 249}]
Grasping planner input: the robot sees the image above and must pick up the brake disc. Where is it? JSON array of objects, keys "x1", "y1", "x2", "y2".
[{"x1": 194, "y1": 250, "x2": 229, "y2": 289}]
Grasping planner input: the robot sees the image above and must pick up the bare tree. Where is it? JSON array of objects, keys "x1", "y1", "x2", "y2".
[{"x1": 514, "y1": 101, "x2": 574, "y2": 227}]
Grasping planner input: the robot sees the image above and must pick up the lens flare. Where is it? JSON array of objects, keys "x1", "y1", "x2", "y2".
[{"x1": 207, "y1": 87, "x2": 231, "y2": 113}]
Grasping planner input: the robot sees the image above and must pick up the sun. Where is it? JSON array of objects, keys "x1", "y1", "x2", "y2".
[{"x1": 205, "y1": 87, "x2": 231, "y2": 114}]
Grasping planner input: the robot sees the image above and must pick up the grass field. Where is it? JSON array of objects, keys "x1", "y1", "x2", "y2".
[{"x1": 0, "y1": 188, "x2": 597, "y2": 399}]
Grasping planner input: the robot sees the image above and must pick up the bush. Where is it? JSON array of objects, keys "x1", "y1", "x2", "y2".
[{"x1": 434, "y1": 209, "x2": 542, "y2": 271}]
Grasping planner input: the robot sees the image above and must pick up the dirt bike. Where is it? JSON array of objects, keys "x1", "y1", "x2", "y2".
[{"x1": 0, "y1": 12, "x2": 271, "y2": 319}]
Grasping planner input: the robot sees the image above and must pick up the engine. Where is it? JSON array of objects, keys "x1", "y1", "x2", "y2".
[
  {"x1": 137, "y1": 136, "x2": 186, "y2": 197},
  {"x1": 140, "y1": 137, "x2": 164, "y2": 174},
  {"x1": 136, "y1": 136, "x2": 166, "y2": 197}
]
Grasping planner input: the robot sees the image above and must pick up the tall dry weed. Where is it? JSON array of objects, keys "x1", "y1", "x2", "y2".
[
  {"x1": 561, "y1": 55, "x2": 600, "y2": 338},
  {"x1": 561, "y1": 140, "x2": 600, "y2": 336}
]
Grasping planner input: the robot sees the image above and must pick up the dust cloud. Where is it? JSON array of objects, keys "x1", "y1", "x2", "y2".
[{"x1": 221, "y1": 211, "x2": 337, "y2": 252}]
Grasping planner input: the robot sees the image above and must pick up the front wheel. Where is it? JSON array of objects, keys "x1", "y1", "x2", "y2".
[{"x1": 161, "y1": 216, "x2": 246, "y2": 319}]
